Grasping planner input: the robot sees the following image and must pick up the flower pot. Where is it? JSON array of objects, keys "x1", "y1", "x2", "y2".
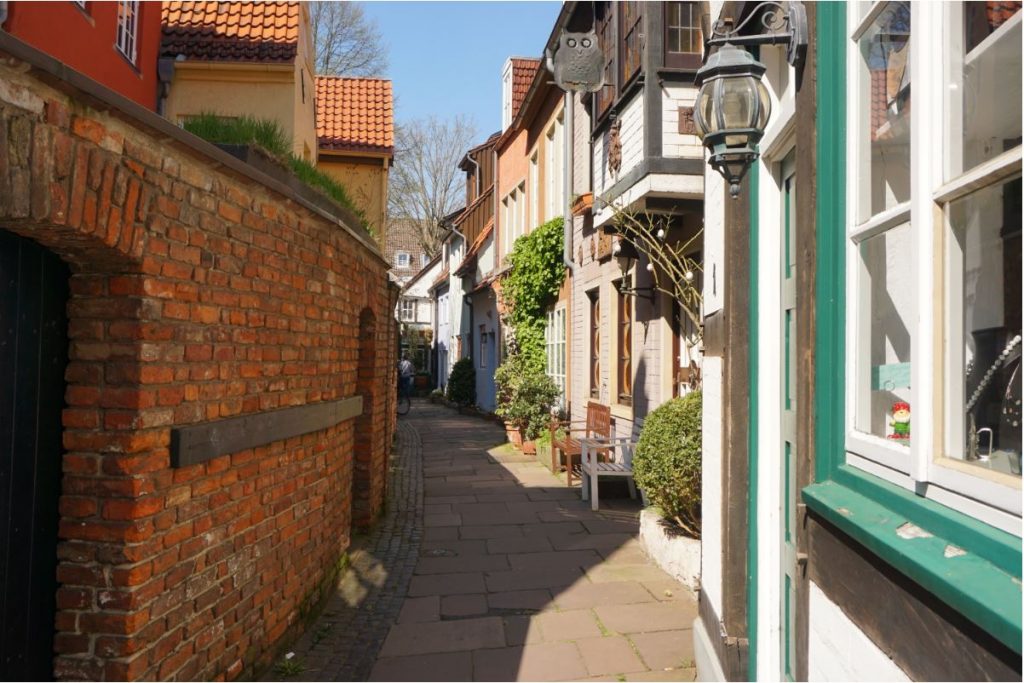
[
  {"x1": 505, "y1": 422, "x2": 523, "y2": 447},
  {"x1": 522, "y1": 440, "x2": 537, "y2": 455}
]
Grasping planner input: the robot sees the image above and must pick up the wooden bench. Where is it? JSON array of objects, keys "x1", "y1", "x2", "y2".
[
  {"x1": 549, "y1": 402, "x2": 613, "y2": 486},
  {"x1": 580, "y1": 433, "x2": 637, "y2": 511}
]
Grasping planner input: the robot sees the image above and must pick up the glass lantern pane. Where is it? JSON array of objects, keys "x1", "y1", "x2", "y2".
[
  {"x1": 856, "y1": 1, "x2": 912, "y2": 224},
  {"x1": 756, "y1": 79, "x2": 772, "y2": 130},
  {"x1": 696, "y1": 84, "x2": 715, "y2": 135},
  {"x1": 720, "y1": 76, "x2": 757, "y2": 130}
]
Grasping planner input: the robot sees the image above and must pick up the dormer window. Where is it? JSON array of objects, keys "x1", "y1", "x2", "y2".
[
  {"x1": 502, "y1": 59, "x2": 514, "y2": 130},
  {"x1": 396, "y1": 252, "x2": 411, "y2": 268}
]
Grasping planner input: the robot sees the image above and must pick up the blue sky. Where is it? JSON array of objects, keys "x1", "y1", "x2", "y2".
[{"x1": 363, "y1": 1, "x2": 561, "y2": 144}]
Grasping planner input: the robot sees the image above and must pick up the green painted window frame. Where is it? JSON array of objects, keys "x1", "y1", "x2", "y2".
[{"x1": 802, "y1": 1, "x2": 1022, "y2": 656}]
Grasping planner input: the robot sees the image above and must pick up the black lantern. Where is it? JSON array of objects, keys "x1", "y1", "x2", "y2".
[
  {"x1": 695, "y1": 1, "x2": 808, "y2": 198},
  {"x1": 693, "y1": 44, "x2": 771, "y2": 198},
  {"x1": 613, "y1": 239, "x2": 655, "y2": 302}
]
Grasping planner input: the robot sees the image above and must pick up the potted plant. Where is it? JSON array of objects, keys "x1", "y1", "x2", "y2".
[
  {"x1": 495, "y1": 354, "x2": 560, "y2": 451},
  {"x1": 631, "y1": 390, "x2": 702, "y2": 590}
]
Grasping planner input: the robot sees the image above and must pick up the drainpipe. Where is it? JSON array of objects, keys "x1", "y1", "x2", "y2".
[
  {"x1": 465, "y1": 151, "x2": 482, "y2": 198},
  {"x1": 562, "y1": 92, "x2": 576, "y2": 275}
]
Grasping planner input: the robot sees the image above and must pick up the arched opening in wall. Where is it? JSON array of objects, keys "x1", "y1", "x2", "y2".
[
  {"x1": 0, "y1": 229, "x2": 70, "y2": 680},
  {"x1": 353, "y1": 307, "x2": 378, "y2": 529}
]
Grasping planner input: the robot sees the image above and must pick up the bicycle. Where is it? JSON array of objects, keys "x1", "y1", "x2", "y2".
[{"x1": 396, "y1": 376, "x2": 412, "y2": 416}]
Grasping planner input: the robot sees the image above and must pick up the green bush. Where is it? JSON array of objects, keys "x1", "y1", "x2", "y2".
[
  {"x1": 446, "y1": 358, "x2": 476, "y2": 407},
  {"x1": 632, "y1": 391, "x2": 702, "y2": 538},
  {"x1": 500, "y1": 217, "x2": 564, "y2": 369},
  {"x1": 495, "y1": 353, "x2": 560, "y2": 440}
]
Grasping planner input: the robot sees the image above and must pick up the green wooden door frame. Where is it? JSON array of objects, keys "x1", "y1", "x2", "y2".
[{"x1": 801, "y1": 1, "x2": 1023, "y2": 655}]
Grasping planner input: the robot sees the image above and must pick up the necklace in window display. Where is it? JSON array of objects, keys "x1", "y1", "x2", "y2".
[{"x1": 889, "y1": 401, "x2": 911, "y2": 440}]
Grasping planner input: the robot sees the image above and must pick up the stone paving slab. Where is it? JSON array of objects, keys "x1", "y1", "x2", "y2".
[{"x1": 273, "y1": 402, "x2": 699, "y2": 682}]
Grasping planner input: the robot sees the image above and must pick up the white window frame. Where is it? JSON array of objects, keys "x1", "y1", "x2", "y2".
[
  {"x1": 844, "y1": 1, "x2": 1022, "y2": 534},
  {"x1": 517, "y1": 181, "x2": 527, "y2": 238},
  {"x1": 545, "y1": 112, "x2": 565, "y2": 222},
  {"x1": 530, "y1": 152, "x2": 539, "y2": 230},
  {"x1": 502, "y1": 61, "x2": 514, "y2": 131},
  {"x1": 399, "y1": 299, "x2": 416, "y2": 322},
  {"x1": 546, "y1": 304, "x2": 567, "y2": 404},
  {"x1": 115, "y1": 0, "x2": 139, "y2": 64},
  {"x1": 396, "y1": 252, "x2": 411, "y2": 268}
]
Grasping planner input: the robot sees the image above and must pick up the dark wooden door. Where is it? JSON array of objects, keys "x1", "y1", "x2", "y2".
[{"x1": 0, "y1": 229, "x2": 69, "y2": 680}]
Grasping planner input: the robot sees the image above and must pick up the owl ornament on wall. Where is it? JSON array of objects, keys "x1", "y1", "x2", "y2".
[{"x1": 546, "y1": 30, "x2": 604, "y2": 93}]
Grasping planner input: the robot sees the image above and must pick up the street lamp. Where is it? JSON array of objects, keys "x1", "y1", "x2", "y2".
[
  {"x1": 613, "y1": 239, "x2": 655, "y2": 302},
  {"x1": 694, "y1": 1, "x2": 808, "y2": 198}
]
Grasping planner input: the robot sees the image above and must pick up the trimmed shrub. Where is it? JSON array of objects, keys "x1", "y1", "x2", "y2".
[
  {"x1": 446, "y1": 358, "x2": 476, "y2": 407},
  {"x1": 495, "y1": 353, "x2": 560, "y2": 440},
  {"x1": 632, "y1": 391, "x2": 702, "y2": 538}
]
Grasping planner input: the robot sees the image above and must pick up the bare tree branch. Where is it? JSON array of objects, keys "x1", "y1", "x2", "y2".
[
  {"x1": 389, "y1": 115, "x2": 480, "y2": 256},
  {"x1": 311, "y1": 2, "x2": 388, "y2": 77}
]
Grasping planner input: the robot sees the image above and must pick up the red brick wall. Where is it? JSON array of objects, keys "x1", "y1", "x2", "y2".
[{"x1": 0, "y1": 54, "x2": 393, "y2": 680}]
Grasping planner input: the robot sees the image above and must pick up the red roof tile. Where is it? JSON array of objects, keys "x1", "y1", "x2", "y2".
[
  {"x1": 161, "y1": 2, "x2": 300, "y2": 63},
  {"x1": 316, "y1": 76, "x2": 394, "y2": 155},
  {"x1": 510, "y1": 58, "x2": 541, "y2": 120}
]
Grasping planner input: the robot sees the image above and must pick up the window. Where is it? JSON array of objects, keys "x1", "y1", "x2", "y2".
[
  {"x1": 617, "y1": 282, "x2": 633, "y2": 405},
  {"x1": 502, "y1": 61, "x2": 514, "y2": 131},
  {"x1": 620, "y1": 1, "x2": 643, "y2": 84},
  {"x1": 665, "y1": 2, "x2": 703, "y2": 69},
  {"x1": 399, "y1": 299, "x2": 415, "y2": 322},
  {"x1": 530, "y1": 153, "x2": 539, "y2": 230},
  {"x1": 421, "y1": 253, "x2": 430, "y2": 267},
  {"x1": 589, "y1": 290, "x2": 601, "y2": 398},
  {"x1": 480, "y1": 325, "x2": 488, "y2": 368},
  {"x1": 116, "y1": 0, "x2": 140, "y2": 64},
  {"x1": 845, "y1": 1, "x2": 1022, "y2": 522},
  {"x1": 595, "y1": 2, "x2": 616, "y2": 118},
  {"x1": 395, "y1": 252, "x2": 411, "y2": 268},
  {"x1": 546, "y1": 114, "x2": 565, "y2": 222},
  {"x1": 546, "y1": 305, "x2": 567, "y2": 404}
]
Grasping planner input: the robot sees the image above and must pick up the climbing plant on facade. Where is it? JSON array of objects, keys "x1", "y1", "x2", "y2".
[{"x1": 498, "y1": 216, "x2": 565, "y2": 371}]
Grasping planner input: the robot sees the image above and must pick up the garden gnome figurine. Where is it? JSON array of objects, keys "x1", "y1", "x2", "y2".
[{"x1": 889, "y1": 401, "x2": 911, "y2": 440}]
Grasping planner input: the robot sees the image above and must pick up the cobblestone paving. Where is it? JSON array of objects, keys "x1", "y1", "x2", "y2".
[
  {"x1": 272, "y1": 402, "x2": 699, "y2": 682},
  {"x1": 264, "y1": 415, "x2": 424, "y2": 682}
]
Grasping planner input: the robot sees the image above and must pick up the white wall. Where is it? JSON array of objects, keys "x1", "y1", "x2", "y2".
[
  {"x1": 808, "y1": 582, "x2": 911, "y2": 682},
  {"x1": 662, "y1": 84, "x2": 704, "y2": 159},
  {"x1": 592, "y1": 90, "x2": 644, "y2": 199}
]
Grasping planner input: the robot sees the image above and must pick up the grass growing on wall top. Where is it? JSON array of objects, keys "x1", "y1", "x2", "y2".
[{"x1": 183, "y1": 113, "x2": 370, "y2": 234}]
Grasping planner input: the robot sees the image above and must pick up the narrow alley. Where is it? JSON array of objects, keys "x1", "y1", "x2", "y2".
[{"x1": 281, "y1": 402, "x2": 698, "y2": 682}]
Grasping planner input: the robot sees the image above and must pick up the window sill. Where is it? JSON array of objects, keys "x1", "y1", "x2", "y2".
[{"x1": 802, "y1": 472, "x2": 1022, "y2": 654}]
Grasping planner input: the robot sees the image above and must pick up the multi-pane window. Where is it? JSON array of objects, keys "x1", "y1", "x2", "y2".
[
  {"x1": 589, "y1": 290, "x2": 601, "y2": 398},
  {"x1": 595, "y1": 2, "x2": 616, "y2": 118},
  {"x1": 421, "y1": 253, "x2": 430, "y2": 267},
  {"x1": 395, "y1": 252, "x2": 411, "y2": 268},
  {"x1": 546, "y1": 305, "x2": 567, "y2": 405},
  {"x1": 617, "y1": 283, "x2": 632, "y2": 405},
  {"x1": 545, "y1": 114, "x2": 565, "y2": 222},
  {"x1": 399, "y1": 299, "x2": 415, "y2": 322},
  {"x1": 665, "y1": 2, "x2": 703, "y2": 69},
  {"x1": 529, "y1": 153, "x2": 539, "y2": 230},
  {"x1": 620, "y1": 1, "x2": 643, "y2": 84},
  {"x1": 846, "y1": 1, "x2": 1022, "y2": 525},
  {"x1": 116, "y1": 0, "x2": 140, "y2": 64},
  {"x1": 503, "y1": 184, "x2": 527, "y2": 256}
]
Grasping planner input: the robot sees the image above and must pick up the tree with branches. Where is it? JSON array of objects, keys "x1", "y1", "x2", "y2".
[
  {"x1": 388, "y1": 115, "x2": 479, "y2": 257},
  {"x1": 310, "y1": 2, "x2": 388, "y2": 77}
]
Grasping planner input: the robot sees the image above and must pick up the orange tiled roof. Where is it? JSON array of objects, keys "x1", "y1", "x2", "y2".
[
  {"x1": 316, "y1": 76, "x2": 395, "y2": 155},
  {"x1": 510, "y1": 58, "x2": 541, "y2": 120},
  {"x1": 161, "y1": 2, "x2": 300, "y2": 63}
]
